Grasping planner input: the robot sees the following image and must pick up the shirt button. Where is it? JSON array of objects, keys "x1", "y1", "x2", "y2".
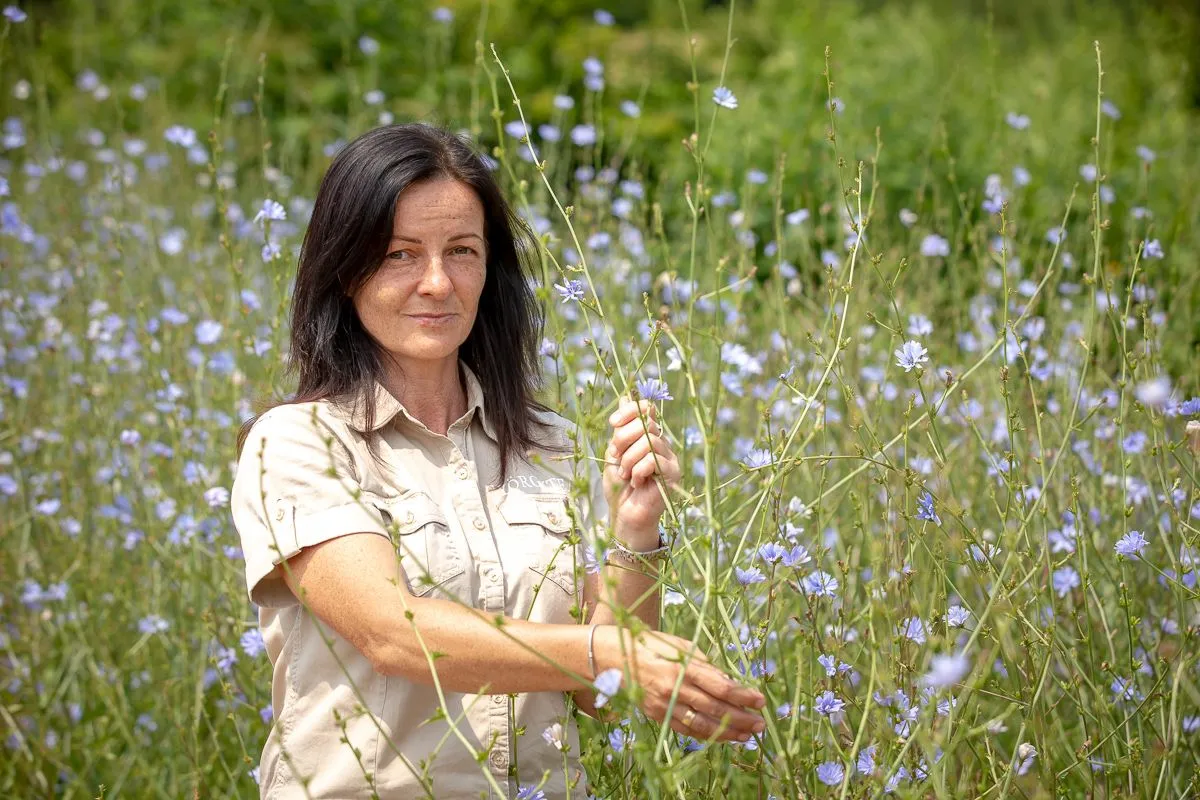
[
  {"x1": 490, "y1": 752, "x2": 506, "y2": 768},
  {"x1": 473, "y1": 517, "x2": 487, "y2": 531},
  {"x1": 488, "y1": 569, "x2": 501, "y2": 584},
  {"x1": 493, "y1": 694, "x2": 505, "y2": 705},
  {"x1": 456, "y1": 466, "x2": 470, "y2": 480}
]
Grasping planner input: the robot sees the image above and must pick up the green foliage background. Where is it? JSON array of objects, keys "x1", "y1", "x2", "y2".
[{"x1": 9, "y1": 0, "x2": 1198, "y2": 368}]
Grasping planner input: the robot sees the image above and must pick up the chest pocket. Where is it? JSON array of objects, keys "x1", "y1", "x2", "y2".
[
  {"x1": 497, "y1": 490, "x2": 583, "y2": 601},
  {"x1": 372, "y1": 491, "x2": 468, "y2": 602}
]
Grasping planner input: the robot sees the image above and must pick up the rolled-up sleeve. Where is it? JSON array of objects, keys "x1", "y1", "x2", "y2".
[{"x1": 230, "y1": 403, "x2": 389, "y2": 607}]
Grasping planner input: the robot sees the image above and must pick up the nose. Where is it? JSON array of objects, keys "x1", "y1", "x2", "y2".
[{"x1": 416, "y1": 256, "x2": 453, "y2": 299}]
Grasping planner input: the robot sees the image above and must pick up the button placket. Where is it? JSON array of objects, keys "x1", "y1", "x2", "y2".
[
  {"x1": 482, "y1": 562, "x2": 504, "y2": 609},
  {"x1": 445, "y1": 447, "x2": 505, "y2": 613},
  {"x1": 488, "y1": 706, "x2": 510, "y2": 781}
]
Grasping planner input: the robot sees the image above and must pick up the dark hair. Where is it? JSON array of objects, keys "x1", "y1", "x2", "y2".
[{"x1": 239, "y1": 122, "x2": 554, "y2": 481}]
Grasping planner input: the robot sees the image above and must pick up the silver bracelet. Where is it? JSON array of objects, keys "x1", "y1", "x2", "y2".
[
  {"x1": 605, "y1": 534, "x2": 670, "y2": 567},
  {"x1": 587, "y1": 623, "x2": 600, "y2": 678}
]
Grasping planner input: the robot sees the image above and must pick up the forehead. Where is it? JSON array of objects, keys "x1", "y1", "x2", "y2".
[{"x1": 393, "y1": 179, "x2": 484, "y2": 232}]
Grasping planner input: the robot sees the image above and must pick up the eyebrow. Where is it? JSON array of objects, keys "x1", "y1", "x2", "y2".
[{"x1": 390, "y1": 233, "x2": 484, "y2": 244}]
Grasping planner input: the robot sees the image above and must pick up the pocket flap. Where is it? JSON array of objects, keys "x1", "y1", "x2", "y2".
[
  {"x1": 371, "y1": 491, "x2": 447, "y2": 535},
  {"x1": 497, "y1": 491, "x2": 572, "y2": 534}
]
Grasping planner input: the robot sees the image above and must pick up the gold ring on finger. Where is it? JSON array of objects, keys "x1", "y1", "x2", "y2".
[{"x1": 681, "y1": 707, "x2": 697, "y2": 728}]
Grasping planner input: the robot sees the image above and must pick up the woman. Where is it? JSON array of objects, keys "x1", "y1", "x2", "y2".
[{"x1": 230, "y1": 123, "x2": 766, "y2": 800}]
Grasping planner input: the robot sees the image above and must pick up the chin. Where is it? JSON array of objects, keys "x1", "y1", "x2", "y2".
[{"x1": 389, "y1": 335, "x2": 466, "y2": 364}]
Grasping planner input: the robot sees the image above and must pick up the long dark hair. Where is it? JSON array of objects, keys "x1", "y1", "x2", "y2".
[{"x1": 239, "y1": 123, "x2": 553, "y2": 481}]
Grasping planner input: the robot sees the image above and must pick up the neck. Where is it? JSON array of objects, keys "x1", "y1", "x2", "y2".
[{"x1": 382, "y1": 356, "x2": 466, "y2": 436}]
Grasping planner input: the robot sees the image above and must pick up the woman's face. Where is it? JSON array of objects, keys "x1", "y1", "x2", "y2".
[{"x1": 352, "y1": 178, "x2": 487, "y2": 375}]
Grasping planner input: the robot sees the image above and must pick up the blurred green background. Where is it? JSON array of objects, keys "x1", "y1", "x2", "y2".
[
  {"x1": 12, "y1": 0, "x2": 1200, "y2": 195},
  {"x1": 9, "y1": 0, "x2": 1196, "y2": 364}
]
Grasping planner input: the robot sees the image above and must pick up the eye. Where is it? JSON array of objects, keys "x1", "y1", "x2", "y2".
[
  {"x1": 451, "y1": 245, "x2": 477, "y2": 256},
  {"x1": 386, "y1": 250, "x2": 413, "y2": 261}
]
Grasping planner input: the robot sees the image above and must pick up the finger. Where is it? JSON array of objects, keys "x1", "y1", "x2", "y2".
[
  {"x1": 626, "y1": 441, "x2": 678, "y2": 488},
  {"x1": 604, "y1": 439, "x2": 621, "y2": 466},
  {"x1": 616, "y1": 430, "x2": 673, "y2": 475},
  {"x1": 613, "y1": 397, "x2": 658, "y2": 424},
  {"x1": 629, "y1": 451, "x2": 665, "y2": 488},
  {"x1": 610, "y1": 416, "x2": 662, "y2": 454},
  {"x1": 670, "y1": 704, "x2": 751, "y2": 743},
  {"x1": 607, "y1": 396, "x2": 641, "y2": 425},
  {"x1": 618, "y1": 435, "x2": 667, "y2": 478},
  {"x1": 676, "y1": 687, "x2": 767, "y2": 736},
  {"x1": 627, "y1": 446, "x2": 681, "y2": 489},
  {"x1": 606, "y1": 418, "x2": 661, "y2": 466},
  {"x1": 660, "y1": 450, "x2": 682, "y2": 486},
  {"x1": 689, "y1": 667, "x2": 767, "y2": 711},
  {"x1": 609, "y1": 398, "x2": 658, "y2": 427},
  {"x1": 606, "y1": 441, "x2": 627, "y2": 475}
]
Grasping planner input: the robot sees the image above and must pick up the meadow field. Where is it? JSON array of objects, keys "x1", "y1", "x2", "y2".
[{"x1": 1, "y1": 0, "x2": 1198, "y2": 797}]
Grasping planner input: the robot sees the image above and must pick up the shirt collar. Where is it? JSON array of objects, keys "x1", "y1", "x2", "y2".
[{"x1": 333, "y1": 361, "x2": 497, "y2": 442}]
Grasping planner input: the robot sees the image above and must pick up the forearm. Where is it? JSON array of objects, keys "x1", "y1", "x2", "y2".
[
  {"x1": 591, "y1": 514, "x2": 663, "y2": 628},
  {"x1": 284, "y1": 534, "x2": 596, "y2": 696},
  {"x1": 590, "y1": 561, "x2": 661, "y2": 631},
  {"x1": 369, "y1": 594, "x2": 593, "y2": 695},
  {"x1": 574, "y1": 536, "x2": 663, "y2": 717}
]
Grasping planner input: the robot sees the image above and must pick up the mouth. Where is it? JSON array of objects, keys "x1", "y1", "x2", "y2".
[{"x1": 407, "y1": 312, "x2": 456, "y2": 324}]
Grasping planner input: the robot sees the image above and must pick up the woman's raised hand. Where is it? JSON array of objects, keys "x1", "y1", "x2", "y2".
[
  {"x1": 595, "y1": 626, "x2": 767, "y2": 743},
  {"x1": 603, "y1": 397, "x2": 682, "y2": 539}
]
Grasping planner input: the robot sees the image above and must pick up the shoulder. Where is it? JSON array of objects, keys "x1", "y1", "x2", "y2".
[
  {"x1": 255, "y1": 399, "x2": 346, "y2": 426},
  {"x1": 528, "y1": 406, "x2": 583, "y2": 450},
  {"x1": 237, "y1": 400, "x2": 361, "y2": 465},
  {"x1": 244, "y1": 400, "x2": 347, "y2": 439}
]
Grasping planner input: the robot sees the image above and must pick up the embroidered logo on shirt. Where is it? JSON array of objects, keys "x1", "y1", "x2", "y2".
[{"x1": 506, "y1": 474, "x2": 568, "y2": 492}]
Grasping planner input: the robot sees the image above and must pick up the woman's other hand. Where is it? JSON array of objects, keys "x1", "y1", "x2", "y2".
[{"x1": 594, "y1": 626, "x2": 767, "y2": 743}]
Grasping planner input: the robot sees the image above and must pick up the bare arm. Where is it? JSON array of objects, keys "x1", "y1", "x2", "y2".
[
  {"x1": 571, "y1": 396, "x2": 676, "y2": 715},
  {"x1": 282, "y1": 529, "x2": 765, "y2": 742},
  {"x1": 572, "y1": 539, "x2": 661, "y2": 717},
  {"x1": 281, "y1": 532, "x2": 593, "y2": 694}
]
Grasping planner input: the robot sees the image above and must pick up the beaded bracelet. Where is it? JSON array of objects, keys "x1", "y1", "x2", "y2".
[{"x1": 605, "y1": 534, "x2": 671, "y2": 567}]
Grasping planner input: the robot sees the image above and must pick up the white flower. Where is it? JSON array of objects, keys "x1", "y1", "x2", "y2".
[
  {"x1": 1135, "y1": 376, "x2": 1171, "y2": 410},
  {"x1": 542, "y1": 722, "x2": 565, "y2": 751},
  {"x1": 1015, "y1": 742, "x2": 1038, "y2": 776},
  {"x1": 922, "y1": 652, "x2": 970, "y2": 688}
]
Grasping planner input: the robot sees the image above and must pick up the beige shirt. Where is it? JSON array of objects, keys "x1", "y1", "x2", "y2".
[{"x1": 231, "y1": 364, "x2": 605, "y2": 799}]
